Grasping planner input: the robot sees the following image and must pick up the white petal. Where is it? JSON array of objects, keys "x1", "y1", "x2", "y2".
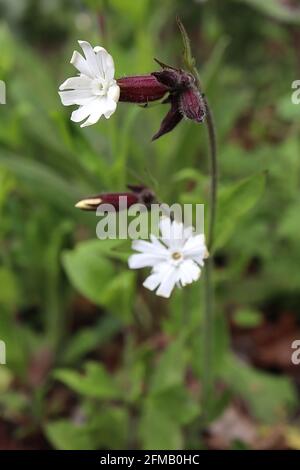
[
  {"x1": 159, "y1": 218, "x2": 186, "y2": 250},
  {"x1": 94, "y1": 46, "x2": 106, "y2": 75},
  {"x1": 169, "y1": 219, "x2": 185, "y2": 250},
  {"x1": 71, "y1": 51, "x2": 93, "y2": 77},
  {"x1": 159, "y1": 217, "x2": 172, "y2": 242},
  {"x1": 171, "y1": 220, "x2": 184, "y2": 240},
  {"x1": 182, "y1": 234, "x2": 207, "y2": 260},
  {"x1": 107, "y1": 83, "x2": 120, "y2": 103},
  {"x1": 59, "y1": 89, "x2": 94, "y2": 106},
  {"x1": 132, "y1": 239, "x2": 168, "y2": 257},
  {"x1": 128, "y1": 253, "x2": 161, "y2": 269},
  {"x1": 75, "y1": 95, "x2": 117, "y2": 126},
  {"x1": 80, "y1": 108, "x2": 104, "y2": 127},
  {"x1": 59, "y1": 75, "x2": 92, "y2": 91},
  {"x1": 78, "y1": 40, "x2": 101, "y2": 78},
  {"x1": 101, "y1": 97, "x2": 118, "y2": 119},
  {"x1": 95, "y1": 47, "x2": 115, "y2": 81},
  {"x1": 132, "y1": 239, "x2": 154, "y2": 253},
  {"x1": 183, "y1": 225, "x2": 194, "y2": 240},
  {"x1": 156, "y1": 266, "x2": 178, "y2": 298},
  {"x1": 150, "y1": 234, "x2": 168, "y2": 250},
  {"x1": 70, "y1": 99, "x2": 99, "y2": 123},
  {"x1": 190, "y1": 254, "x2": 206, "y2": 266},
  {"x1": 143, "y1": 272, "x2": 162, "y2": 292},
  {"x1": 71, "y1": 107, "x2": 88, "y2": 123},
  {"x1": 178, "y1": 259, "x2": 201, "y2": 287}
]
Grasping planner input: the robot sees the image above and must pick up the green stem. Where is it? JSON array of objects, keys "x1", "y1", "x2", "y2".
[
  {"x1": 204, "y1": 98, "x2": 218, "y2": 251},
  {"x1": 177, "y1": 16, "x2": 219, "y2": 426},
  {"x1": 203, "y1": 256, "x2": 214, "y2": 422},
  {"x1": 202, "y1": 99, "x2": 218, "y2": 425}
]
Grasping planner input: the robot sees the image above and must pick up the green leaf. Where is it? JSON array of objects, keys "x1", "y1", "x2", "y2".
[
  {"x1": 108, "y1": 0, "x2": 150, "y2": 23},
  {"x1": 214, "y1": 173, "x2": 266, "y2": 250},
  {"x1": 140, "y1": 401, "x2": 183, "y2": 450},
  {"x1": 45, "y1": 420, "x2": 96, "y2": 450},
  {"x1": 88, "y1": 406, "x2": 128, "y2": 449},
  {"x1": 0, "y1": 314, "x2": 28, "y2": 376},
  {"x1": 176, "y1": 17, "x2": 195, "y2": 70},
  {"x1": 99, "y1": 270, "x2": 135, "y2": 320},
  {"x1": 277, "y1": 94, "x2": 300, "y2": 121},
  {"x1": 62, "y1": 245, "x2": 114, "y2": 302},
  {"x1": 45, "y1": 407, "x2": 128, "y2": 450},
  {"x1": 238, "y1": 0, "x2": 300, "y2": 24},
  {"x1": 149, "y1": 386, "x2": 200, "y2": 425},
  {"x1": 62, "y1": 239, "x2": 135, "y2": 320},
  {"x1": 150, "y1": 336, "x2": 187, "y2": 394},
  {"x1": 233, "y1": 308, "x2": 263, "y2": 328},
  {"x1": 0, "y1": 268, "x2": 19, "y2": 308},
  {"x1": 0, "y1": 391, "x2": 28, "y2": 420},
  {"x1": 220, "y1": 353, "x2": 297, "y2": 423},
  {"x1": 0, "y1": 368, "x2": 13, "y2": 392},
  {"x1": 54, "y1": 362, "x2": 121, "y2": 399},
  {"x1": 62, "y1": 316, "x2": 121, "y2": 365},
  {"x1": 0, "y1": 152, "x2": 80, "y2": 211}
]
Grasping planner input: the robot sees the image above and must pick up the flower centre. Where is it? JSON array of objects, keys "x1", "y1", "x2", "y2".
[
  {"x1": 92, "y1": 78, "x2": 109, "y2": 96},
  {"x1": 171, "y1": 251, "x2": 182, "y2": 261}
]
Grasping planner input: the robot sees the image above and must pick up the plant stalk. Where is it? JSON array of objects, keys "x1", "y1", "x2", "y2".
[
  {"x1": 177, "y1": 16, "x2": 219, "y2": 425},
  {"x1": 202, "y1": 98, "x2": 218, "y2": 425}
]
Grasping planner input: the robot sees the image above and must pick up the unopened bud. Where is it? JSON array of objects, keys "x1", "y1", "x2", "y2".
[{"x1": 75, "y1": 186, "x2": 156, "y2": 212}]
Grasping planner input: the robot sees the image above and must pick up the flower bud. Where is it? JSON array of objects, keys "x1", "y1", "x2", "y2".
[
  {"x1": 151, "y1": 64, "x2": 206, "y2": 139},
  {"x1": 116, "y1": 60, "x2": 206, "y2": 140},
  {"x1": 152, "y1": 64, "x2": 194, "y2": 90},
  {"x1": 75, "y1": 186, "x2": 155, "y2": 211},
  {"x1": 179, "y1": 87, "x2": 206, "y2": 123}
]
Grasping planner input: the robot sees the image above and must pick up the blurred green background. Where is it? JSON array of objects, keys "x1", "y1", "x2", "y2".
[{"x1": 0, "y1": 0, "x2": 300, "y2": 450}]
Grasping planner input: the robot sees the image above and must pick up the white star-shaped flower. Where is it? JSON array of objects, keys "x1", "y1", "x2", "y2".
[
  {"x1": 128, "y1": 217, "x2": 209, "y2": 298},
  {"x1": 59, "y1": 41, "x2": 120, "y2": 127}
]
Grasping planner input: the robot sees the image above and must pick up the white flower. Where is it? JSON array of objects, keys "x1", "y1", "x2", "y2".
[
  {"x1": 128, "y1": 217, "x2": 209, "y2": 298},
  {"x1": 59, "y1": 41, "x2": 120, "y2": 127}
]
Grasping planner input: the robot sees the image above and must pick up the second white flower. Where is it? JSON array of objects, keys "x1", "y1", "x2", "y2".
[{"x1": 128, "y1": 217, "x2": 209, "y2": 298}]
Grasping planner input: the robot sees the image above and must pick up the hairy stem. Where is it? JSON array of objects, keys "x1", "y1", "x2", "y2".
[
  {"x1": 202, "y1": 99, "x2": 218, "y2": 425},
  {"x1": 177, "y1": 17, "x2": 219, "y2": 425},
  {"x1": 204, "y1": 98, "x2": 218, "y2": 251}
]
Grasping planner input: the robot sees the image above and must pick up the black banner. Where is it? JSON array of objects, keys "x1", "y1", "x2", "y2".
[{"x1": 0, "y1": 450, "x2": 297, "y2": 466}]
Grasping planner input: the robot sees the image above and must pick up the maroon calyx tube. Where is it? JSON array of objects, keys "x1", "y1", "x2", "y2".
[{"x1": 117, "y1": 75, "x2": 169, "y2": 103}]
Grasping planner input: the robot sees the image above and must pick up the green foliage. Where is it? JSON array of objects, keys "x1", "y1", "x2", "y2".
[
  {"x1": 0, "y1": 0, "x2": 299, "y2": 451},
  {"x1": 138, "y1": 335, "x2": 200, "y2": 449},
  {"x1": 62, "y1": 316, "x2": 121, "y2": 365},
  {"x1": 54, "y1": 362, "x2": 122, "y2": 399},
  {"x1": 215, "y1": 173, "x2": 266, "y2": 250},
  {"x1": 45, "y1": 420, "x2": 95, "y2": 450},
  {"x1": 238, "y1": 0, "x2": 300, "y2": 24},
  {"x1": 62, "y1": 239, "x2": 135, "y2": 321},
  {"x1": 233, "y1": 307, "x2": 263, "y2": 328},
  {"x1": 46, "y1": 406, "x2": 128, "y2": 450},
  {"x1": 220, "y1": 354, "x2": 297, "y2": 424}
]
